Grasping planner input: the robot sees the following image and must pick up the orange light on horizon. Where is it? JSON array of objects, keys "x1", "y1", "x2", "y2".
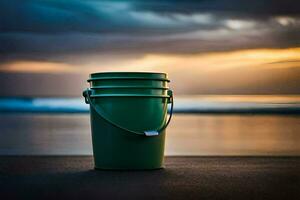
[
  {"x1": 0, "y1": 61, "x2": 75, "y2": 73},
  {"x1": 119, "y1": 47, "x2": 300, "y2": 73},
  {"x1": 0, "y1": 47, "x2": 299, "y2": 73}
]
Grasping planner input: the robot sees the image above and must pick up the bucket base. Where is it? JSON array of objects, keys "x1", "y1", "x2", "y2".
[{"x1": 94, "y1": 166, "x2": 165, "y2": 171}]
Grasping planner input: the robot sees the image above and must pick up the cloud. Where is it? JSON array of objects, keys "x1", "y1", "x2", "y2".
[
  {"x1": 133, "y1": 0, "x2": 300, "y2": 16},
  {"x1": 0, "y1": 0, "x2": 299, "y2": 65},
  {"x1": 1, "y1": 48, "x2": 300, "y2": 96}
]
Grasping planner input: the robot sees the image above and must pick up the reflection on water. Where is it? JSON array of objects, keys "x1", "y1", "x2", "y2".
[
  {"x1": 0, "y1": 114, "x2": 299, "y2": 155},
  {"x1": 167, "y1": 114, "x2": 300, "y2": 155}
]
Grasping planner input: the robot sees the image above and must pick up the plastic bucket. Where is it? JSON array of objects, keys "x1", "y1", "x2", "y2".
[{"x1": 83, "y1": 72, "x2": 173, "y2": 170}]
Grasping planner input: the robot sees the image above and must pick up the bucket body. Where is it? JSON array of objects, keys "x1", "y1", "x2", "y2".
[{"x1": 84, "y1": 72, "x2": 172, "y2": 170}]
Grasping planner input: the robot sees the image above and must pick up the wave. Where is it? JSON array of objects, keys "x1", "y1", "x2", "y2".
[{"x1": 0, "y1": 95, "x2": 300, "y2": 114}]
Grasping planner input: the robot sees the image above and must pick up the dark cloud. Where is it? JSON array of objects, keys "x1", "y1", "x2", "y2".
[
  {"x1": 2, "y1": 0, "x2": 300, "y2": 33},
  {"x1": 133, "y1": 0, "x2": 300, "y2": 16},
  {"x1": 0, "y1": 0, "x2": 300, "y2": 64}
]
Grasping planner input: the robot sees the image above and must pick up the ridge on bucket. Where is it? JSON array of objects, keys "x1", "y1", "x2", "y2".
[{"x1": 83, "y1": 72, "x2": 173, "y2": 170}]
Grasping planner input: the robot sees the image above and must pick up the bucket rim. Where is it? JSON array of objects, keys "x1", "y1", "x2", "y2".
[
  {"x1": 90, "y1": 86, "x2": 169, "y2": 89},
  {"x1": 88, "y1": 72, "x2": 170, "y2": 82},
  {"x1": 90, "y1": 94, "x2": 170, "y2": 98},
  {"x1": 90, "y1": 71, "x2": 167, "y2": 76},
  {"x1": 87, "y1": 77, "x2": 170, "y2": 82}
]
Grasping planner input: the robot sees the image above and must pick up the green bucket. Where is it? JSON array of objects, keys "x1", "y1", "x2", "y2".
[{"x1": 83, "y1": 72, "x2": 173, "y2": 170}]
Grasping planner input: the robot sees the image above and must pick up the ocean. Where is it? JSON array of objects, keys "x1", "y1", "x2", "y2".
[{"x1": 0, "y1": 95, "x2": 300, "y2": 155}]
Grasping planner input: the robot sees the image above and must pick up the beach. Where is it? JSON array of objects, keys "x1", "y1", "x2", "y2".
[{"x1": 1, "y1": 156, "x2": 299, "y2": 200}]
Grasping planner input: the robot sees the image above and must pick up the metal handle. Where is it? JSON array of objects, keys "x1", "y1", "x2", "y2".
[{"x1": 83, "y1": 88, "x2": 173, "y2": 136}]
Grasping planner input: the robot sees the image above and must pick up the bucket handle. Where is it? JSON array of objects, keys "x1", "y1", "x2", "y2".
[{"x1": 83, "y1": 88, "x2": 173, "y2": 137}]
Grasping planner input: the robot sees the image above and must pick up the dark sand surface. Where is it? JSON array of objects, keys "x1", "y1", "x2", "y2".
[{"x1": 0, "y1": 156, "x2": 299, "y2": 200}]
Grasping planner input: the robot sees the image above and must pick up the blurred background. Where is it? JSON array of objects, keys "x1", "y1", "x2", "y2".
[{"x1": 0, "y1": 0, "x2": 300, "y2": 155}]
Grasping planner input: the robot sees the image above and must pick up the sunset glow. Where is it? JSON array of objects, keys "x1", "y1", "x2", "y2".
[
  {"x1": 1, "y1": 48, "x2": 299, "y2": 74},
  {"x1": 0, "y1": 61, "x2": 75, "y2": 73},
  {"x1": 114, "y1": 48, "x2": 300, "y2": 72}
]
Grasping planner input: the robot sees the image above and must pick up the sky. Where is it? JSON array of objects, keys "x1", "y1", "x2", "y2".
[{"x1": 0, "y1": 0, "x2": 300, "y2": 96}]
